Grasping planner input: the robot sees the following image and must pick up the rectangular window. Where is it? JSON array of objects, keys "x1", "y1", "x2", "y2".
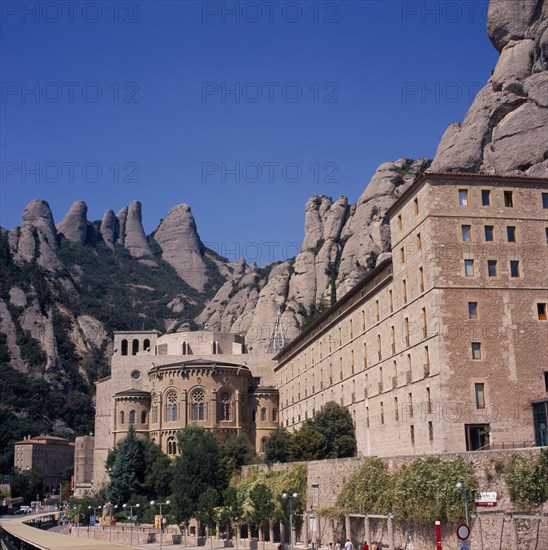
[
  {"x1": 394, "y1": 397, "x2": 399, "y2": 421},
  {"x1": 488, "y1": 260, "x2": 497, "y2": 277},
  {"x1": 481, "y1": 189, "x2": 491, "y2": 206},
  {"x1": 545, "y1": 228, "x2": 548, "y2": 243},
  {"x1": 504, "y1": 191, "x2": 514, "y2": 207},
  {"x1": 475, "y1": 383, "x2": 486, "y2": 409},
  {"x1": 389, "y1": 290, "x2": 393, "y2": 312},
  {"x1": 464, "y1": 259, "x2": 474, "y2": 277},
  {"x1": 414, "y1": 197, "x2": 419, "y2": 215},
  {"x1": 426, "y1": 387, "x2": 432, "y2": 413},
  {"x1": 380, "y1": 402, "x2": 384, "y2": 425},
  {"x1": 507, "y1": 226, "x2": 516, "y2": 242},
  {"x1": 400, "y1": 247, "x2": 405, "y2": 263},
  {"x1": 375, "y1": 300, "x2": 380, "y2": 322},
  {"x1": 398, "y1": 214, "x2": 402, "y2": 230},
  {"x1": 419, "y1": 266, "x2": 424, "y2": 292},
  {"x1": 471, "y1": 342, "x2": 482, "y2": 360},
  {"x1": 410, "y1": 425, "x2": 415, "y2": 445},
  {"x1": 416, "y1": 232, "x2": 422, "y2": 251},
  {"x1": 542, "y1": 193, "x2": 548, "y2": 208},
  {"x1": 428, "y1": 421, "x2": 434, "y2": 441},
  {"x1": 459, "y1": 189, "x2": 468, "y2": 206},
  {"x1": 484, "y1": 226, "x2": 494, "y2": 242},
  {"x1": 461, "y1": 225, "x2": 471, "y2": 241},
  {"x1": 402, "y1": 279, "x2": 407, "y2": 303},
  {"x1": 538, "y1": 303, "x2": 547, "y2": 320},
  {"x1": 510, "y1": 260, "x2": 520, "y2": 278},
  {"x1": 468, "y1": 302, "x2": 478, "y2": 319}
]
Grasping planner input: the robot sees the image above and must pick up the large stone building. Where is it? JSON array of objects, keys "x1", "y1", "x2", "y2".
[
  {"x1": 81, "y1": 172, "x2": 547, "y2": 495},
  {"x1": 275, "y1": 172, "x2": 548, "y2": 456},
  {"x1": 91, "y1": 331, "x2": 278, "y2": 489},
  {"x1": 13, "y1": 435, "x2": 74, "y2": 492}
]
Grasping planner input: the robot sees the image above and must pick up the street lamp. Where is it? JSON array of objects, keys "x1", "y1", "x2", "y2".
[
  {"x1": 281, "y1": 492, "x2": 299, "y2": 550},
  {"x1": 88, "y1": 505, "x2": 102, "y2": 538},
  {"x1": 123, "y1": 503, "x2": 140, "y2": 546},
  {"x1": 150, "y1": 500, "x2": 170, "y2": 550},
  {"x1": 455, "y1": 482, "x2": 469, "y2": 527},
  {"x1": 105, "y1": 504, "x2": 118, "y2": 542}
]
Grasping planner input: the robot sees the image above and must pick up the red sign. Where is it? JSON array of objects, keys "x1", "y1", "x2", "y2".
[{"x1": 475, "y1": 491, "x2": 497, "y2": 507}]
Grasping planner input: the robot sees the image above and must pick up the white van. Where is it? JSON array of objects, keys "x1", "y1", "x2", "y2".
[{"x1": 19, "y1": 506, "x2": 32, "y2": 514}]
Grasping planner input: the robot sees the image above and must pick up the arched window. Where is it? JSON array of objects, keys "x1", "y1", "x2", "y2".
[
  {"x1": 167, "y1": 437, "x2": 177, "y2": 455},
  {"x1": 181, "y1": 341, "x2": 188, "y2": 355},
  {"x1": 132, "y1": 339, "x2": 139, "y2": 355},
  {"x1": 166, "y1": 391, "x2": 178, "y2": 422},
  {"x1": 121, "y1": 339, "x2": 128, "y2": 356},
  {"x1": 272, "y1": 409, "x2": 277, "y2": 422},
  {"x1": 119, "y1": 410, "x2": 125, "y2": 424},
  {"x1": 143, "y1": 339, "x2": 150, "y2": 351},
  {"x1": 192, "y1": 389, "x2": 205, "y2": 421},
  {"x1": 260, "y1": 437, "x2": 267, "y2": 453},
  {"x1": 260, "y1": 408, "x2": 267, "y2": 422},
  {"x1": 129, "y1": 410, "x2": 136, "y2": 424},
  {"x1": 141, "y1": 410, "x2": 147, "y2": 424},
  {"x1": 152, "y1": 406, "x2": 158, "y2": 423},
  {"x1": 219, "y1": 391, "x2": 231, "y2": 421}
]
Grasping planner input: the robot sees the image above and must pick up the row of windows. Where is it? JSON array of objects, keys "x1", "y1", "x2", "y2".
[
  {"x1": 461, "y1": 224, "x2": 519, "y2": 243},
  {"x1": 463, "y1": 258, "x2": 523, "y2": 278},
  {"x1": 282, "y1": 276, "x2": 427, "y2": 385},
  {"x1": 459, "y1": 189, "x2": 548, "y2": 209},
  {"x1": 120, "y1": 338, "x2": 151, "y2": 356}
]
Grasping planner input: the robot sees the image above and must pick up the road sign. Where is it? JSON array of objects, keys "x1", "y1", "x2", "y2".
[
  {"x1": 456, "y1": 524, "x2": 470, "y2": 541},
  {"x1": 475, "y1": 492, "x2": 497, "y2": 507},
  {"x1": 459, "y1": 541, "x2": 471, "y2": 550}
]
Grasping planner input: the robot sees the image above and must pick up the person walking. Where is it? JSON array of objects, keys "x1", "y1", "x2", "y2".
[
  {"x1": 335, "y1": 540, "x2": 341, "y2": 550},
  {"x1": 361, "y1": 542, "x2": 369, "y2": 550},
  {"x1": 344, "y1": 539, "x2": 353, "y2": 550}
]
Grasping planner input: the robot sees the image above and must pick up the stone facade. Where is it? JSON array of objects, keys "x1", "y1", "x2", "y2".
[
  {"x1": 73, "y1": 435, "x2": 94, "y2": 497},
  {"x1": 275, "y1": 173, "x2": 548, "y2": 457},
  {"x1": 92, "y1": 331, "x2": 278, "y2": 488}
]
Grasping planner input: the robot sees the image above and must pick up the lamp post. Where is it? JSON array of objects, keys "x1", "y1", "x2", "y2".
[
  {"x1": 88, "y1": 505, "x2": 102, "y2": 538},
  {"x1": 150, "y1": 500, "x2": 170, "y2": 550},
  {"x1": 455, "y1": 482, "x2": 469, "y2": 527},
  {"x1": 281, "y1": 492, "x2": 298, "y2": 550},
  {"x1": 107, "y1": 504, "x2": 118, "y2": 542},
  {"x1": 123, "y1": 503, "x2": 140, "y2": 546}
]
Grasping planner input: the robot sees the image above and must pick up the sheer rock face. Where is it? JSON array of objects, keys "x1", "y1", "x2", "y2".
[
  {"x1": 432, "y1": 0, "x2": 548, "y2": 176},
  {"x1": 153, "y1": 204, "x2": 208, "y2": 290},
  {"x1": 122, "y1": 201, "x2": 155, "y2": 260},
  {"x1": 57, "y1": 201, "x2": 88, "y2": 244},
  {"x1": 0, "y1": 299, "x2": 25, "y2": 372},
  {"x1": 11, "y1": 199, "x2": 61, "y2": 272},
  {"x1": 100, "y1": 209, "x2": 117, "y2": 249}
]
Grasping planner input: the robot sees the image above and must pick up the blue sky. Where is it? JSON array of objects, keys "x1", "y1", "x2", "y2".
[{"x1": 1, "y1": 0, "x2": 498, "y2": 265}]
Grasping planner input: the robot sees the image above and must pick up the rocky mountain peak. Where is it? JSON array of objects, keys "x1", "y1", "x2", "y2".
[
  {"x1": 122, "y1": 200, "x2": 155, "y2": 260},
  {"x1": 153, "y1": 203, "x2": 208, "y2": 291},
  {"x1": 56, "y1": 200, "x2": 88, "y2": 244}
]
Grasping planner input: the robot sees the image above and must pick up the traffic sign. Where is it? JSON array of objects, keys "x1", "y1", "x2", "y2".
[
  {"x1": 456, "y1": 523, "x2": 470, "y2": 541},
  {"x1": 459, "y1": 541, "x2": 471, "y2": 550}
]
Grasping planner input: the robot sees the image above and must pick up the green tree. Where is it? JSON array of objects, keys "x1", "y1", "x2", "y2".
[
  {"x1": 312, "y1": 401, "x2": 357, "y2": 458},
  {"x1": 218, "y1": 434, "x2": 257, "y2": 489},
  {"x1": 264, "y1": 427, "x2": 290, "y2": 464},
  {"x1": 249, "y1": 483, "x2": 273, "y2": 549},
  {"x1": 11, "y1": 468, "x2": 43, "y2": 503},
  {"x1": 108, "y1": 425, "x2": 145, "y2": 505},
  {"x1": 172, "y1": 426, "x2": 221, "y2": 526},
  {"x1": 142, "y1": 439, "x2": 173, "y2": 499},
  {"x1": 286, "y1": 422, "x2": 327, "y2": 462},
  {"x1": 197, "y1": 486, "x2": 220, "y2": 548}
]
